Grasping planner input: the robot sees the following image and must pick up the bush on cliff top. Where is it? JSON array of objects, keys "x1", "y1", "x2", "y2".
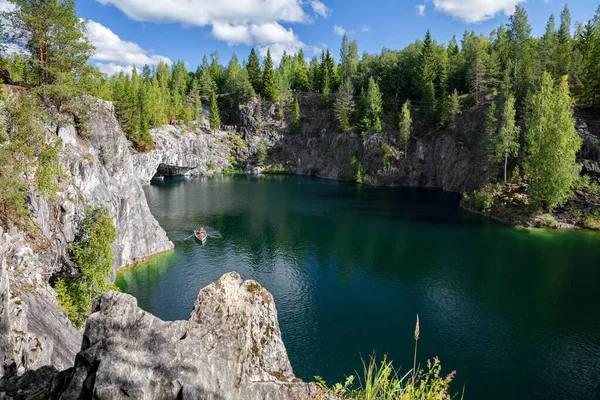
[{"x1": 55, "y1": 205, "x2": 117, "y2": 329}]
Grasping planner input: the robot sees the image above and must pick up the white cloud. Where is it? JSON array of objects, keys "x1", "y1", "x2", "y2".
[
  {"x1": 84, "y1": 20, "x2": 172, "y2": 74},
  {"x1": 333, "y1": 25, "x2": 346, "y2": 36},
  {"x1": 309, "y1": 0, "x2": 330, "y2": 17},
  {"x1": 96, "y1": 0, "x2": 309, "y2": 25},
  {"x1": 95, "y1": 0, "x2": 328, "y2": 63},
  {"x1": 361, "y1": 27, "x2": 370, "y2": 32},
  {"x1": 93, "y1": 62, "x2": 135, "y2": 75},
  {"x1": 212, "y1": 22, "x2": 304, "y2": 62},
  {"x1": 432, "y1": 0, "x2": 524, "y2": 23},
  {"x1": 0, "y1": 0, "x2": 14, "y2": 12},
  {"x1": 259, "y1": 42, "x2": 304, "y2": 64},
  {"x1": 416, "y1": 4, "x2": 426, "y2": 17}
]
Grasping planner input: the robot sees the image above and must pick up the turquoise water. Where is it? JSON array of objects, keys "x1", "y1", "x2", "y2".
[{"x1": 116, "y1": 175, "x2": 600, "y2": 399}]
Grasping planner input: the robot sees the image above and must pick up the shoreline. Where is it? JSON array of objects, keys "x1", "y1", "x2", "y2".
[{"x1": 116, "y1": 247, "x2": 175, "y2": 274}]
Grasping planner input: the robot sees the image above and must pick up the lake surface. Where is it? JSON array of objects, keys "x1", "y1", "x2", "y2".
[{"x1": 116, "y1": 175, "x2": 600, "y2": 399}]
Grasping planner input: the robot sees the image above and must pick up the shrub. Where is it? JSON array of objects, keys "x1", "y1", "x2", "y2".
[
  {"x1": 0, "y1": 94, "x2": 62, "y2": 225},
  {"x1": 55, "y1": 206, "x2": 117, "y2": 329},
  {"x1": 375, "y1": 143, "x2": 392, "y2": 168},
  {"x1": 538, "y1": 215, "x2": 559, "y2": 229},
  {"x1": 463, "y1": 188, "x2": 494, "y2": 211},
  {"x1": 256, "y1": 139, "x2": 269, "y2": 166}
]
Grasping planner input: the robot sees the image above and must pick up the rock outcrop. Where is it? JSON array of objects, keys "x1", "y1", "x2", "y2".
[
  {"x1": 60, "y1": 100, "x2": 174, "y2": 268},
  {"x1": 6, "y1": 273, "x2": 335, "y2": 400},
  {"x1": 0, "y1": 227, "x2": 81, "y2": 376},
  {"x1": 575, "y1": 112, "x2": 600, "y2": 183},
  {"x1": 132, "y1": 126, "x2": 239, "y2": 185},
  {"x1": 1, "y1": 98, "x2": 173, "y2": 377}
]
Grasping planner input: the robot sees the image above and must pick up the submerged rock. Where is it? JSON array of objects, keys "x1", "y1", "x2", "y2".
[{"x1": 51, "y1": 272, "x2": 335, "y2": 400}]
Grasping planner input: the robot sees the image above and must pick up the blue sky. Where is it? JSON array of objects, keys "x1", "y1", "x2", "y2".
[{"x1": 64, "y1": 0, "x2": 600, "y2": 74}]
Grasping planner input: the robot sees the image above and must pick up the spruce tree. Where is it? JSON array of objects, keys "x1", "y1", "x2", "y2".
[
  {"x1": 555, "y1": 5, "x2": 572, "y2": 77},
  {"x1": 508, "y1": 5, "x2": 534, "y2": 108},
  {"x1": 292, "y1": 50, "x2": 310, "y2": 91},
  {"x1": 365, "y1": 77, "x2": 383, "y2": 132},
  {"x1": 540, "y1": 14, "x2": 558, "y2": 74},
  {"x1": 524, "y1": 73, "x2": 582, "y2": 210},
  {"x1": 420, "y1": 30, "x2": 437, "y2": 120},
  {"x1": 209, "y1": 90, "x2": 221, "y2": 130},
  {"x1": 334, "y1": 78, "x2": 355, "y2": 131},
  {"x1": 493, "y1": 94, "x2": 520, "y2": 184},
  {"x1": 247, "y1": 48, "x2": 262, "y2": 94},
  {"x1": 261, "y1": 48, "x2": 279, "y2": 103},
  {"x1": 449, "y1": 89, "x2": 461, "y2": 126},
  {"x1": 398, "y1": 100, "x2": 412, "y2": 157}
]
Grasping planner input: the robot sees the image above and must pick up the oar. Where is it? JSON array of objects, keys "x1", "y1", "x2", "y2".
[{"x1": 183, "y1": 233, "x2": 195, "y2": 241}]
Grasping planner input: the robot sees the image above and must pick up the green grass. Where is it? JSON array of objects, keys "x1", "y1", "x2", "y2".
[{"x1": 314, "y1": 315, "x2": 458, "y2": 400}]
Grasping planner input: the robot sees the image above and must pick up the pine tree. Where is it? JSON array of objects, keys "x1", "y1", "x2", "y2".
[
  {"x1": 540, "y1": 14, "x2": 558, "y2": 74},
  {"x1": 449, "y1": 89, "x2": 461, "y2": 126},
  {"x1": 420, "y1": 30, "x2": 437, "y2": 121},
  {"x1": 292, "y1": 49, "x2": 310, "y2": 91},
  {"x1": 493, "y1": 94, "x2": 520, "y2": 184},
  {"x1": 365, "y1": 77, "x2": 383, "y2": 132},
  {"x1": 334, "y1": 78, "x2": 355, "y2": 132},
  {"x1": 261, "y1": 48, "x2": 279, "y2": 103},
  {"x1": 555, "y1": 5, "x2": 572, "y2": 77},
  {"x1": 308, "y1": 56, "x2": 321, "y2": 92},
  {"x1": 209, "y1": 51, "x2": 223, "y2": 91},
  {"x1": 247, "y1": 48, "x2": 262, "y2": 94},
  {"x1": 398, "y1": 100, "x2": 412, "y2": 157},
  {"x1": 524, "y1": 73, "x2": 582, "y2": 210},
  {"x1": 209, "y1": 90, "x2": 221, "y2": 130},
  {"x1": 339, "y1": 34, "x2": 358, "y2": 82},
  {"x1": 582, "y1": 7, "x2": 600, "y2": 106},
  {"x1": 508, "y1": 5, "x2": 534, "y2": 108},
  {"x1": 321, "y1": 65, "x2": 331, "y2": 105}
]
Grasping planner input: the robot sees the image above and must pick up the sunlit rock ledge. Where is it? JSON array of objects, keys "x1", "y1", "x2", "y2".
[{"x1": 2, "y1": 272, "x2": 337, "y2": 400}]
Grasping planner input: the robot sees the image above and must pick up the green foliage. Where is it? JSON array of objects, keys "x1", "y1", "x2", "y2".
[
  {"x1": 358, "y1": 77, "x2": 383, "y2": 135},
  {"x1": 56, "y1": 205, "x2": 117, "y2": 329},
  {"x1": 524, "y1": 73, "x2": 582, "y2": 210},
  {"x1": 256, "y1": 139, "x2": 269, "y2": 166},
  {"x1": 349, "y1": 155, "x2": 367, "y2": 183},
  {"x1": 0, "y1": 94, "x2": 61, "y2": 224},
  {"x1": 334, "y1": 78, "x2": 355, "y2": 132},
  {"x1": 209, "y1": 90, "x2": 221, "y2": 130},
  {"x1": 247, "y1": 48, "x2": 262, "y2": 94},
  {"x1": 463, "y1": 188, "x2": 494, "y2": 211},
  {"x1": 493, "y1": 94, "x2": 520, "y2": 184},
  {"x1": 398, "y1": 100, "x2": 412, "y2": 157},
  {"x1": 376, "y1": 143, "x2": 392, "y2": 168},
  {"x1": 261, "y1": 49, "x2": 279, "y2": 103},
  {"x1": 315, "y1": 316, "x2": 455, "y2": 400}
]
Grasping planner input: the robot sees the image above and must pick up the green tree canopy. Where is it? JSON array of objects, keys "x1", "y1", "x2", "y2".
[{"x1": 524, "y1": 73, "x2": 582, "y2": 210}]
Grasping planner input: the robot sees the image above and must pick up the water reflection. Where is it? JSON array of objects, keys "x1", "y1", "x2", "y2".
[{"x1": 117, "y1": 175, "x2": 600, "y2": 400}]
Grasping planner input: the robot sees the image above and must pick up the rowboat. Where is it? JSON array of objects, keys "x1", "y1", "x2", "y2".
[{"x1": 194, "y1": 231, "x2": 207, "y2": 244}]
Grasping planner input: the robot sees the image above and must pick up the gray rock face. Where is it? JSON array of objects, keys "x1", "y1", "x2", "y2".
[
  {"x1": 54, "y1": 272, "x2": 335, "y2": 400},
  {"x1": 133, "y1": 126, "x2": 236, "y2": 184},
  {"x1": 0, "y1": 227, "x2": 80, "y2": 375},
  {"x1": 61, "y1": 100, "x2": 174, "y2": 269},
  {"x1": 575, "y1": 114, "x2": 600, "y2": 183},
  {"x1": 1, "y1": 99, "x2": 174, "y2": 377}
]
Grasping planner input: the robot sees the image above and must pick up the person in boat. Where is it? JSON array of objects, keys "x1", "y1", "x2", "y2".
[{"x1": 198, "y1": 227, "x2": 205, "y2": 240}]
